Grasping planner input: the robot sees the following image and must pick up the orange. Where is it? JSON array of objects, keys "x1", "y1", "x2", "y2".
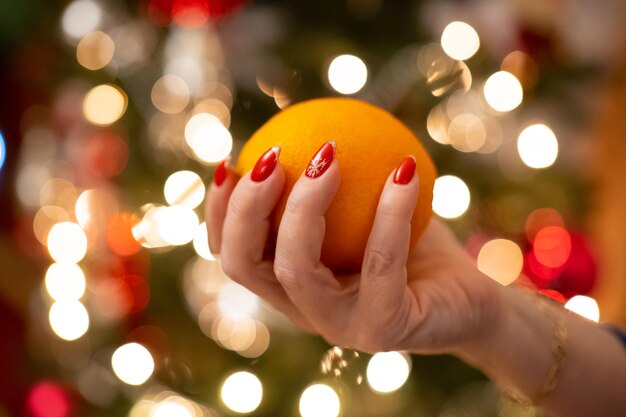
[{"x1": 237, "y1": 98, "x2": 436, "y2": 272}]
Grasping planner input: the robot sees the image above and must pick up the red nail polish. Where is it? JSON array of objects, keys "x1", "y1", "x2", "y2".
[
  {"x1": 214, "y1": 160, "x2": 227, "y2": 186},
  {"x1": 251, "y1": 146, "x2": 280, "y2": 182},
  {"x1": 393, "y1": 156, "x2": 416, "y2": 184},
  {"x1": 305, "y1": 141, "x2": 336, "y2": 179}
]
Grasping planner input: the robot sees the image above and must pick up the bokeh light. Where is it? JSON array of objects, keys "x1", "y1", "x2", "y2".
[
  {"x1": 164, "y1": 170, "x2": 205, "y2": 209},
  {"x1": 106, "y1": 212, "x2": 142, "y2": 256},
  {"x1": 76, "y1": 31, "x2": 115, "y2": 70},
  {"x1": 0, "y1": 131, "x2": 6, "y2": 172},
  {"x1": 151, "y1": 398, "x2": 194, "y2": 417},
  {"x1": 27, "y1": 381, "x2": 70, "y2": 417},
  {"x1": 187, "y1": 119, "x2": 233, "y2": 164},
  {"x1": 217, "y1": 281, "x2": 260, "y2": 318},
  {"x1": 193, "y1": 222, "x2": 216, "y2": 261},
  {"x1": 156, "y1": 205, "x2": 199, "y2": 246},
  {"x1": 47, "y1": 222, "x2": 88, "y2": 263},
  {"x1": 483, "y1": 71, "x2": 523, "y2": 112},
  {"x1": 564, "y1": 295, "x2": 600, "y2": 322},
  {"x1": 61, "y1": 0, "x2": 102, "y2": 39},
  {"x1": 83, "y1": 84, "x2": 128, "y2": 125},
  {"x1": 111, "y1": 343, "x2": 155, "y2": 385},
  {"x1": 440, "y1": 21, "x2": 480, "y2": 61},
  {"x1": 366, "y1": 351, "x2": 411, "y2": 393},
  {"x1": 477, "y1": 239, "x2": 523, "y2": 285},
  {"x1": 49, "y1": 300, "x2": 90, "y2": 341},
  {"x1": 432, "y1": 175, "x2": 471, "y2": 219},
  {"x1": 45, "y1": 263, "x2": 86, "y2": 301},
  {"x1": 220, "y1": 371, "x2": 263, "y2": 414},
  {"x1": 327, "y1": 54, "x2": 367, "y2": 95},
  {"x1": 533, "y1": 226, "x2": 571, "y2": 268},
  {"x1": 525, "y1": 208, "x2": 564, "y2": 242},
  {"x1": 299, "y1": 384, "x2": 340, "y2": 417},
  {"x1": 517, "y1": 124, "x2": 559, "y2": 169},
  {"x1": 151, "y1": 75, "x2": 190, "y2": 114},
  {"x1": 447, "y1": 113, "x2": 486, "y2": 153}
]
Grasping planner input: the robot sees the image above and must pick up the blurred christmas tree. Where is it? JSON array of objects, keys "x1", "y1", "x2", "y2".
[{"x1": 1, "y1": 0, "x2": 625, "y2": 416}]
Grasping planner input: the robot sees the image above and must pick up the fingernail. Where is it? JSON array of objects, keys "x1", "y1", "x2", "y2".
[
  {"x1": 214, "y1": 160, "x2": 227, "y2": 186},
  {"x1": 305, "y1": 141, "x2": 336, "y2": 179},
  {"x1": 393, "y1": 155, "x2": 416, "y2": 185},
  {"x1": 251, "y1": 146, "x2": 280, "y2": 182}
]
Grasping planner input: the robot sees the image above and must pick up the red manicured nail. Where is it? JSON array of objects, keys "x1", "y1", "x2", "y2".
[
  {"x1": 393, "y1": 155, "x2": 416, "y2": 185},
  {"x1": 214, "y1": 160, "x2": 227, "y2": 186},
  {"x1": 305, "y1": 141, "x2": 336, "y2": 179},
  {"x1": 251, "y1": 146, "x2": 280, "y2": 182}
]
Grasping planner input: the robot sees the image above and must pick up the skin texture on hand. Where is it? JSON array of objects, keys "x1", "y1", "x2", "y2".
[
  {"x1": 206, "y1": 150, "x2": 626, "y2": 417},
  {"x1": 205, "y1": 150, "x2": 501, "y2": 354}
]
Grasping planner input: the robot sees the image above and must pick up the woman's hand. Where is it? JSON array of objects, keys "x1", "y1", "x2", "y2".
[{"x1": 206, "y1": 145, "x2": 502, "y2": 354}]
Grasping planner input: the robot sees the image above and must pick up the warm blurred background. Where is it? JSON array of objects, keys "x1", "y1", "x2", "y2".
[{"x1": 1, "y1": 0, "x2": 625, "y2": 416}]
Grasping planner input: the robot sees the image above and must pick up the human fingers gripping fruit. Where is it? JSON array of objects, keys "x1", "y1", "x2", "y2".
[{"x1": 236, "y1": 98, "x2": 437, "y2": 272}]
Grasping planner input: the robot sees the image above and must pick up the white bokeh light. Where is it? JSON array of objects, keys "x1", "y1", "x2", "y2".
[
  {"x1": 366, "y1": 352, "x2": 411, "y2": 393},
  {"x1": 47, "y1": 222, "x2": 88, "y2": 263},
  {"x1": 193, "y1": 222, "x2": 216, "y2": 261},
  {"x1": 517, "y1": 124, "x2": 559, "y2": 169},
  {"x1": 111, "y1": 343, "x2": 155, "y2": 385},
  {"x1": 218, "y1": 281, "x2": 260, "y2": 318},
  {"x1": 187, "y1": 121, "x2": 233, "y2": 164},
  {"x1": 327, "y1": 54, "x2": 368, "y2": 95},
  {"x1": 441, "y1": 21, "x2": 480, "y2": 61},
  {"x1": 45, "y1": 263, "x2": 86, "y2": 301},
  {"x1": 61, "y1": 0, "x2": 102, "y2": 39},
  {"x1": 220, "y1": 371, "x2": 263, "y2": 414},
  {"x1": 483, "y1": 71, "x2": 523, "y2": 112},
  {"x1": 565, "y1": 296, "x2": 600, "y2": 322},
  {"x1": 150, "y1": 397, "x2": 195, "y2": 417},
  {"x1": 49, "y1": 300, "x2": 90, "y2": 341},
  {"x1": 164, "y1": 170, "x2": 205, "y2": 209},
  {"x1": 299, "y1": 384, "x2": 340, "y2": 417},
  {"x1": 477, "y1": 239, "x2": 523, "y2": 286},
  {"x1": 156, "y1": 205, "x2": 199, "y2": 246},
  {"x1": 432, "y1": 175, "x2": 471, "y2": 219}
]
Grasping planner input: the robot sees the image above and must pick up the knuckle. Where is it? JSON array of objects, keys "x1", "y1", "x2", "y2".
[
  {"x1": 273, "y1": 257, "x2": 302, "y2": 290},
  {"x1": 219, "y1": 252, "x2": 242, "y2": 282},
  {"x1": 227, "y1": 190, "x2": 253, "y2": 219},
  {"x1": 363, "y1": 248, "x2": 395, "y2": 277}
]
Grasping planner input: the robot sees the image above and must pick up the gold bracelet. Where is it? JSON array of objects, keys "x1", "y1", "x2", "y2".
[{"x1": 500, "y1": 294, "x2": 568, "y2": 407}]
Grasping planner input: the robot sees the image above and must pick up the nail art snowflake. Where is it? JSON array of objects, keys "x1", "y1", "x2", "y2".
[{"x1": 306, "y1": 157, "x2": 328, "y2": 178}]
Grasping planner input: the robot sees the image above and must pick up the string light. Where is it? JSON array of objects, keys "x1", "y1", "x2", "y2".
[
  {"x1": 49, "y1": 300, "x2": 90, "y2": 341},
  {"x1": 111, "y1": 343, "x2": 155, "y2": 385},
  {"x1": 432, "y1": 175, "x2": 471, "y2": 219},
  {"x1": 76, "y1": 31, "x2": 115, "y2": 70},
  {"x1": 517, "y1": 124, "x2": 559, "y2": 169},
  {"x1": 151, "y1": 75, "x2": 190, "y2": 114},
  {"x1": 47, "y1": 222, "x2": 88, "y2": 263},
  {"x1": 533, "y1": 226, "x2": 571, "y2": 268},
  {"x1": 151, "y1": 398, "x2": 195, "y2": 417},
  {"x1": 193, "y1": 222, "x2": 216, "y2": 261},
  {"x1": 299, "y1": 384, "x2": 340, "y2": 417},
  {"x1": 366, "y1": 352, "x2": 411, "y2": 393},
  {"x1": 0, "y1": 131, "x2": 6, "y2": 173},
  {"x1": 564, "y1": 296, "x2": 600, "y2": 322},
  {"x1": 83, "y1": 84, "x2": 128, "y2": 125},
  {"x1": 440, "y1": 21, "x2": 480, "y2": 61},
  {"x1": 163, "y1": 170, "x2": 205, "y2": 209},
  {"x1": 220, "y1": 371, "x2": 263, "y2": 414},
  {"x1": 61, "y1": 0, "x2": 102, "y2": 39},
  {"x1": 477, "y1": 239, "x2": 523, "y2": 285},
  {"x1": 217, "y1": 281, "x2": 260, "y2": 318},
  {"x1": 327, "y1": 54, "x2": 368, "y2": 95},
  {"x1": 187, "y1": 120, "x2": 233, "y2": 164},
  {"x1": 483, "y1": 71, "x2": 523, "y2": 112},
  {"x1": 45, "y1": 263, "x2": 86, "y2": 301},
  {"x1": 156, "y1": 205, "x2": 199, "y2": 246}
]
